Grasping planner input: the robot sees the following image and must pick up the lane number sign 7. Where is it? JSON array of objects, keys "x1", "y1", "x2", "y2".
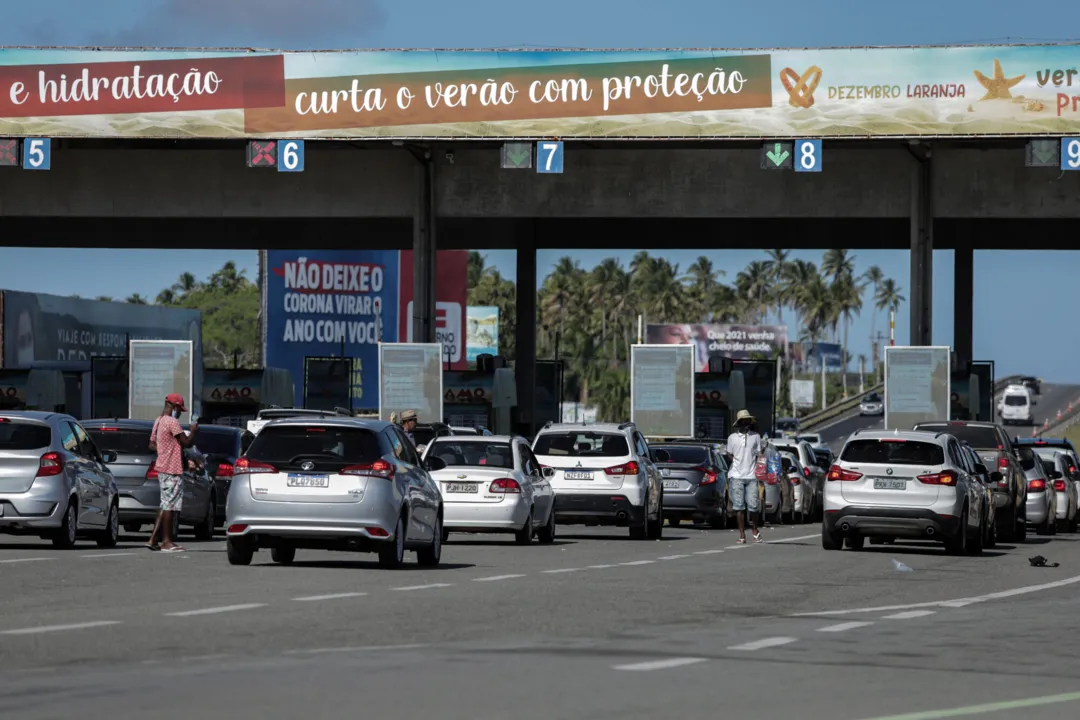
[
  {"x1": 537, "y1": 141, "x2": 564, "y2": 174},
  {"x1": 1061, "y1": 138, "x2": 1080, "y2": 170},
  {"x1": 22, "y1": 138, "x2": 50, "y2": 170},
  {"x1": 279, "y1": 140, "x2": 305, "y2": 172}
]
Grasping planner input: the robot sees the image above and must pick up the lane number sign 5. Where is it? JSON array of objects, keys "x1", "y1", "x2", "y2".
[
  {"x1": 22, "y1": 138, "x2": 50, "y2": 170},
  {"x1": 537, "y1": 141, "x2": 564, "y2": 173},
  {"x1": 279, "y1": 140, "x2": 305, "y2": 172}
]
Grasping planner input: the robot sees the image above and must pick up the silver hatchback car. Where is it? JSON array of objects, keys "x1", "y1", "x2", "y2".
[
  {"x1": 0, "y1": 411, "x2": 120, "y2": 548},
  {"x1": 225, "y1": 417, "x2": 443, "y2": 569}
]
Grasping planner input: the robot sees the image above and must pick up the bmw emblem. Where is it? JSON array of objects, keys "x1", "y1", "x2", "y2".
[
  {"x1": 301, "y1": 461, "x2": 315, "y2": 471},
  {"x1": 886, "y1": 468, "x2": 893, "y2": 475}
]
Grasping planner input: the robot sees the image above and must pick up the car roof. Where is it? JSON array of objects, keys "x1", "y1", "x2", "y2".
[
  {"x1": 81, "y1": 418, "x2": 157, "y2": 429},
  {"x1": 429, "y1": 434, "x2": 520, "y2": 443},
  {"x1": 1016, "y1": 437, "x2": 1072, "y2": 446},
  {"x1": 0, "y1": 410, "x2": 68, "y2": 423},
  {"x1": 914, "y1": 420, "x2": 997, "y2": 429},
  {"x1": 259, "y1": 417, "x2": 394, "y2": 431},
  {"x1": 539, "y1": 423, "x2": 633, "y2": 433},
  {"x1": 849, "y1": 429, "x2": 947, "y2": 443}
]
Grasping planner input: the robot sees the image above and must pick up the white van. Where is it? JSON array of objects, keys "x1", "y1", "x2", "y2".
[{"x1": 998, "y1": 385, "x2": 1033, "y2": 425}]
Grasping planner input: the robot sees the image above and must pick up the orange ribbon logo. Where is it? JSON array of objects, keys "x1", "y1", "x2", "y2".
[{"x1": 780, "y1": 66, "x2": 823, "y2": 108}]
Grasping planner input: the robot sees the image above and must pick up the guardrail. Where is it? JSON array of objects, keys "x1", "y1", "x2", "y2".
[{"x1": 798, "y1": 374, "x2": 1024, "y2": 432}]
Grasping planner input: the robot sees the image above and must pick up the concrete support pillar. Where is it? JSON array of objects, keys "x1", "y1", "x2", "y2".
[
  {"x1": 909, "y1": 147, "x2": 933, "y2": 346},
  {"x1": 515, "y1": 221, "x2": 537, "y2": 436},
  {"x1": 953, "y1": 236, "x2": 974, "y2": 367},
  {"x1": 412, "y1": 150, "x2": 437, "y2": 343}
]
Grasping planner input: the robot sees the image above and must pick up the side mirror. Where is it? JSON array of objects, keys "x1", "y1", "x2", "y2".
[
  {"x1": 424, "y1": 456, "x2": 446, "y2": 472},
  {"x1": 990, "y1": 471, "x2": 1003, "y2": 484},
  {"x1": 542, "y1": 467, "x2": 555, "y2": 478},
  {"x1": 653, "y1": 449, "x2": 670, "y2": 463},
  {"x1": 100, "y1": 450, "x2": 118, "y2": 464}
]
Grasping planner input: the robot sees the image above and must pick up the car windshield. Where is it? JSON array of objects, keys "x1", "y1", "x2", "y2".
[
  {"x1": 533, "y1": 432, "x2": 630, "y2": 457},
  {"x1": 914, "y1": 424, "x2": 999, "y2": 449},
  {"x1": 841, "y1": 439, "x2": 945, "y2": 465},
  {"x1": 85, "y1": 427, "x2": 152, "y2": 455},
  {"x1": 246, "y1": 425, "x2": 382, "y2": 467},
  {"x1": 428, "y1": 440, "x2": 514, "y2": 469},
  {"x1": 1004, "y1": 395, "x2": 1027, "y2": 406},
  {"x1": 0, "y1": 420, "x2": 51, "y2": 450},
  {"x1": 864, "y1": 393, "x2": 881, "y2": 402},
  {"x1": 658, "y1": 445, "x2": 709, "y2": 464}
]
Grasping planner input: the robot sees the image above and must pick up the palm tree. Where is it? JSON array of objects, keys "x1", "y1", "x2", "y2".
[
  {"x1": 156, "y1": 289, "x2": 177, "y2": 305},
  {"x1": 95, "y1": 295, "x2": 113, "y2": 302},
  {"x1": 763, "y1": 249, "x2": 791, "y2": 322},
  {"x1": 875, "y1": 278, "x2": 906, "y2": 330},
  {"x1": 831, "y1": 273, "x2": 864, "y2": 396},
  {"x1": 862, "y1": 265, "x2": 884, "y2": 370},
  {"x1": 735, "y1": 260, "x2": 771, "y2": 323},
  {"x1": 126, "y1": 293, "x2": 148, "y2": 305},
  {"x1": 683, "y1": 256, "x2": 721, "y2": 322},
  {"x1": 172, "y1": 272, "x2": 199, "y2": 297}
]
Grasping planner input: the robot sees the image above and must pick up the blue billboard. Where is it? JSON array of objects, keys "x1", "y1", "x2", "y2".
[{"x1": 265, "y1": 250, "x2": 401, "y2": 409}]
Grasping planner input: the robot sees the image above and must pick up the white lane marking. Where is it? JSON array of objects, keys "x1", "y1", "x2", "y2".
[
  {"x1": 817, "y1": 621, "x2": 874, "y2": 633},
  {"x1": 767, "y1": 533, "x2": 820, "y2": 544},
  {"x1": 619, "y1": 560, "x2": 655, "y2": 566},
  {"x1": 165, "y1": 603, "x2": 266, "y2": 617},
  {"x1": 283, "y1": 643, "x2": 428, "y2": 656},
  {"x1": 0, "y1": 557, "x2": 53, "y2": 564},
  {"x1": 613, "y1": 657, "x2": 708, "y2": 672},
  {"x1": 657, "y1": 554, "x2": 689, "y2": 560},
  {"x1": 1, "y1": 621, "x2": 121, "y2": 635},
  {"x1": 393, "y1": 583, "x2": 453, "y2": 591},
  {"x1": 473, "y1": 574, "x2": 525, "y2": 582},
  {"x1": 79, "y1": 552, "x2": 138, "y2": 559},
  {"x1": 883, "y1": 610, "x2": 936, "y2": 620},
  {"x1": 542, "y1": 568, "x2": 580, "y2": 574},
  {"x1": 693, "y1": 549, "x2": 725, "y2": 555},
  {"x1": 587, "y1": 564, "x2": 615, "y2": 569},
  {"x1": 792, "y1": 573, "x2": 1080, "y2": 617},
  {"x1": 293, "y1": 592, "x2": 368, "y2": 602},
  {"x1": 857, "y1": 690, "x2": 1080, "y2": 720},
  {"x1": 728, "y1": 637, "x2": 798, "y2": 651}
]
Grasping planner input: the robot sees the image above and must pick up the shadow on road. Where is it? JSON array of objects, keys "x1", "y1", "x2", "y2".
[
  {"x1": 445, "y1": 538, "x2": 577, "y2": 547},
  {"x1": 260, "y1": 560, "x2": 477, "y2": 571}
]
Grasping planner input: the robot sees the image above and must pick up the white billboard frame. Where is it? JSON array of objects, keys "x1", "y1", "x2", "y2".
[
  {"x1": 127, "y1": 339, "x2": 194, "y2": 424},
  {"x1": 377, "y1": 342, "x2": 444, "y2": 424},
  {"x1": 630, "y1": 343, "x2": 696, "y2": 439},
  {"x1": 883, "y1": 345, "x2": 951, "y2": 431}
]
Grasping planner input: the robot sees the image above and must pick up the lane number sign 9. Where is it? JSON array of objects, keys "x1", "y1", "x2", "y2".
[
  {"x1": 536, "y1": 141, "x2": 564, "y2": 173},
  {"x1": 1061, "y1": 138, "x2": 1080, "y2": 171},
  {"x1": 279, "y1": 140, "x2": 305, "y2": 173},
  {"x1": 794, "y1": 139, "x2": 822, "y2": 173},
  {"x1": 22, "y1": 138, "x2": 50, "y2": 170}
]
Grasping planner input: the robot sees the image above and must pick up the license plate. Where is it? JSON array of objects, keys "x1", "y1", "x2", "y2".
[
  {"x1": 662, "y1": 480, "x2": 680, "y2": 489},
  {"x1": 565, "y1": 471, "x2": 593, "y2": 480},
  {"x1": 661, "y1": 468, "x2": 671, "y2": 477},
  {"x1": 873, "y1": 478, "x2": 907, "y2": 490},
  {"x1": 446, "y1": 483, "x2": 478, "y2": 493},
  {"x1": 287, "y1": 474, "x2": 329, "y2": 488}
]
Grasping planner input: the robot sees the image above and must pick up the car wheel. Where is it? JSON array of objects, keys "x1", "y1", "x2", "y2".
[
  {"x1": 985, "y1": 514, "x2": 997, "y2": 549},
  {"x1": 51, "y1": 499, "x2": 78, "y2": 549},
  {"x1": 226, "y1": 537, "x2": 254, "y2": 566},
  {"x1": 1035, "y1": 513, "x2": 1052, "y2": 536},
  {"x1": 418, "y1": 515, "x2": 443, "y2": 566},
  {"x1": 271, "y1": 544, "x2": 296, "y2": 565},
  {"x1": 379, "y1": 514, "x2": 407, "y2": 569},
  {"x1": 967, "y1": 517, "x2": 984, "y2": 556},
  {"x1": 96, "y1": 502, "x2": 119, "y2": 548},
  {"x1": 647, "y1": 499, "x2": 664, "y2": 540},
  {"x1": 515, "y1": 514, "x2": 534, "y2": 545},
  {"x1": 946, "y1": 510, "x2": 968, "y2": 555},
  {"x1": 1069, "y1": 514, "x2": 1078, "y2": 534},
  {"x1": 822, "y1": 524, "x2": 843, "y2": 551},
  {"x1": 1015, "y1": 510, "x2": 1027, "y2": 542},
  {"x1": 537, "y1": 508, "x2": 557, "y2": 544},
  {"x1": 194, "y1": 496, "x2": 215, "y2": 542}
]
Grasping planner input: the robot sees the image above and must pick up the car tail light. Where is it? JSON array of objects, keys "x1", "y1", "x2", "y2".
[
  {"x1": 695, "y1": 467, "x2": 718, "y2": 485},
  {"x1": 366, "y1": 526, "x2": 389, "y2": 537},
  {"x1": 1070, "y1": 466, "x2": 1077, "y2": 474},
  {"x1": 1053, "y1": 479, "x2": 1066, "y2": 492},
  {"x1": 489, "y1": 478, "x2": 521, "y2": 493},
  {"x1": 234, "y1": 458, "x2": 277, "y2": 474},
  {"x1": 790, "y1": 475, "x2": 801, "y2": 485},
  {"x1": 1029, "y1": 479, "x2": 1046, "y2": 491},
  {"x1": 98, "y1": 427, "x2": 120, "y2": 432},
  {"x1": 341, "y1": 459, "x2": 394, "y2": 478},
  {"x1": 36, "y1": 451, "x2": 64, "y2": 478},
  {"x1": 0, "y1": 418, "x2": 8, "y2": 423},
  {"x1": 216, "y1": 463, "x2": 235, "y2": 478},
  {"x1": 827, "y1": 465, "x2": 862, "y2": 482},
  {"x1": 803, "y1": 467, "x2": 811, "y2": 478},
  {"x1": 145, "y1": 460, "x2": 158, "y2": 481},
  {"x1": 917, "y1": 471, "x2": 957, "y2": 486},
  {"x1": 997, "y1": 457, "x2": 1009, "y2": 470},
  {"x1": 878, "y1": 438, "x2": 907, "y2": 443},
  {"x1": 226, "y1": 524, "x2": 248, "y2": 534},
  {"x1": 605, "y1": 461, "x2": 639, "y2": 475}
]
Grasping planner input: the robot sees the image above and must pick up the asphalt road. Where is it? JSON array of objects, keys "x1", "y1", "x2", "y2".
[
  {"x1": 4, "y1": 517, "x2": 1080, "y2": 719},
  {"x1": 818, "y1": 382, "x2": 1080, "y2": 452}
]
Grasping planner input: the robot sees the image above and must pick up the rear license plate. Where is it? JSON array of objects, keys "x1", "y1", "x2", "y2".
[
  {"x1": 287, "y1": 474, "x2": 329, "y2": 488},
  {"x1": 661, "y1": 468, "x2": 671, "y2": 477},
  {"x1": 873, "y1": 478, "x2": 907, "y2": 490},
  {"x1": 446, "y1": 483, "x2": 478, "y2": 493},
  {"x1": 564, "y1": 471, "x2": 593, "y2": 480},
  {"x1": 662, "y1": 480, "x2": 680, "y2": 489}
]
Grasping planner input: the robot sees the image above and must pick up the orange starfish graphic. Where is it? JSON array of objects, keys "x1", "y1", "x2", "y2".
[{"x1": 974, "y1": 58, "x2": 1024, "y2": 100}]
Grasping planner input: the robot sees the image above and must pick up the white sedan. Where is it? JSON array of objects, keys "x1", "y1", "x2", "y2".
[{"x1": 421, "y1": 435, "x2": 556, "y2": 545}]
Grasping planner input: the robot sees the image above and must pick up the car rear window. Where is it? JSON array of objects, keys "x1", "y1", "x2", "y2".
[
  {"x1": 840, "y1": 439, "x2": 945, "y2": 465},
  {"x1": 428, "y1": 440, "x2": 513, "y2": 469},
  {"x1": 1004, "y1": 395, "x2": 1027, "y2": 406},
  {"x1": 797, "y1": 435, "x2": 820, "y2": 444},
  {"x1": 914, "y1": 424, "x2": 999, "y2": 449},
  {"x1": 658, "y1": 445, "x2": 709, "y2": 464},
  {"x1": 246, "y1": 426, "x2": 382, "y2": 470},
  {"x1": 85, "y1": 428, "x2": 152, "y2": 455},
  {"x1": 533, "y1": 432, "x2": 630, "y2": 457},
  {"x1": 0, "y1": 420, "x2": 51, "y2": 450},
  {"x1": 1016, "y1": 447, "x2": 1039, "y2": 472},
  {"x1": 187, "y1": 430, "x2": 238, "y2": 457},
  {"x1": 781, "y1": 456, "x2": 796, "y2": 472},
  {"x1": 412, "y1": 427, "x2": 437, "y2": 446},
  {"x1": 864, "y1": 393, "x2": 881, "y2": 402}
]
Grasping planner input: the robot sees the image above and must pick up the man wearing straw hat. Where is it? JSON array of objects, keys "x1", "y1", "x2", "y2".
[{"x1": 725, "y1": 409, "x2": 763, "y2": 544}]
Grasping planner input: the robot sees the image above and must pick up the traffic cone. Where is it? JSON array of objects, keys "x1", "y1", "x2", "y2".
[
  {"x1": 1057, "y1": 409, "x2": 1063, "y2": 421},
  {"x1": 1032, "y1": 427, "x2": 1038, "y2": 437},
  {"x1": 1043, "y1": 419, "x2": 1050, "y2": 430}
]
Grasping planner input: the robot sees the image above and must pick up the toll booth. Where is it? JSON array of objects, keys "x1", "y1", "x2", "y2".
[
  {"x1": 304, "y1": 357, "x2": 355, "y2": 411},
  {"x1": 443, "y1": 370, "x2": 495, "y2": 430},
  {"x1": 90, "y1": 356, "x2": 128, "y2": 418},
  {"x1": 201, "y1": 368, "x2": 295, "y2": 427},
  {"x1": 533, "y1": 359, "x2": 565, "y2": 431},
  {"x1": 951, "y1": 359, "x2": 994, "y2": 422},
  {"x1": 0, "y1": 369, "x2": 67, "y2": 412},
  {"x1": 692, "y1": 358, "x2": 777, "y2": 439}
]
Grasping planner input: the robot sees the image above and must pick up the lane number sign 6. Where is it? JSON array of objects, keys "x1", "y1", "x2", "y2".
[
  {"x1": 1061, "y1": 138, "x2": 1080, "y2": 171},
  {"x1": 794, "y1": 139, "x2": 822, "y2": 173},
  {"x1": 22, "y1": 138, "x2": 50, "y2": 170},
  {"x1": 537, "y1": 141, "x2": 564, "y2": 174},
  {"x1": 279, "y1": 140, "x2": 305, "y2": 173}
]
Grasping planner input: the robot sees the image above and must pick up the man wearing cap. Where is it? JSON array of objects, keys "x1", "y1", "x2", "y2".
[
  {"x1": 400, "y1": 409, "x2": 419, "y2": 444},
  {"x1": 725, "y1": 409, "x2": 763, "y2": 544},
  {"x1": 146, "y1": 394, "x2": 199, "y2": 553}
]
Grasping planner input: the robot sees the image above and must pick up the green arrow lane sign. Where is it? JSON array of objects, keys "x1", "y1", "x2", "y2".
[
  {"x1": 766, "y1": 143, "x2": 790, "y2": 166},
  {"x1": 501, "y1": 142, "x2": 533, "y2": 169},
  {"x1": 760, "y1": 141, "x2": 793, "y2": 170},
  {"x1": 1026, "y1": 139, "x2": 1059, "y2": 167}
]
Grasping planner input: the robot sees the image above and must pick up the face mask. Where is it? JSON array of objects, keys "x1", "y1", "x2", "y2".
[{"x1": 172, "y1": 409, "x2": 181, "y2": 419}]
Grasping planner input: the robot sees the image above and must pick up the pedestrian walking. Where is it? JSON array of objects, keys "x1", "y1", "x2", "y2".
[
  {"x1": 146, "y1": 393, "x2": 199, "y2": 553},
  {"x1": 725, "y1": 409, "x2": 763, "y2": 544}
]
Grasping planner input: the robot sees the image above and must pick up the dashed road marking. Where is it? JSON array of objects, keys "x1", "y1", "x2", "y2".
[
  {"x1": 1, "y1": 620, "x2": 122, "y2": 635},
  {"x1": 857, "y1": 690, "x2": 1080, "y2": 720},
  {"x1": 79, "y1": 552, "x2": 138, "y2": 559},
  {"x1": 0, "y1": 557, "x2": 53, "y2": 564},
  {"x1": 542, "y1": 568, "x2": 580, "y2": 574},
  {"x1": 728, "y1": 637, "x2": 798, "y2": 651},
  {"x1": 693, "y1": 550, "x2": 725, "y2": 555},
  {"x1": 165, "y1": 603, "x2": 266, "y2": 617},
  {"x1": 883, "y1": 610, "x2": 936, "y2": 620},
  {"x1": 817, "y1": 621, "x2": 874, "y2": 633},
  {"x1": 293, "y1": 592, "x2": 368, "y2": 602},
  {"x1": 657, "y1": 554, "x2": 689, "y2": 560},
  {"x1": 587, "y1": 564, "x2": 616, "y2": 569},
  {"x1": 283, "y1": 643, "x2": 429, "y2": 656},
  {"x1": 619, "y1": 560, "x2": 655, "y2": 566},
  {"x1": 473, "y1": 574, "x2": 525, "y2": 582},
  {"x1": 613, "y1": 657, "x2": 708, "y2": 672},
  {"x1": 393, "y1": 583, "x2": 453, "y2": 591},
  {"x1": 767, "y1": 533, "x2": 821, "y2": 544}
]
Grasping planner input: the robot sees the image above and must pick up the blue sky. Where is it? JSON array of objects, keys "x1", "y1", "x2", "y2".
[{"x1": 2, "y1": 1, "x2": 1080, "y2": 381}]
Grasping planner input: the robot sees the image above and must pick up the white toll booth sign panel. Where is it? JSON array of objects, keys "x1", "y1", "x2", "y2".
[
  {"x1": 883, "y1": 346, "x2": 951, "y2": 431},
  {"x1": 630, "y1": 344, "x2": 695, "y2": 438},
  {"x1": 790, "y1": 379, "x2": 815, "y2": 408},
  {"x1": 128, "y1": 340, "x2": 194, "y2": 423},
  {"x1": 378, "y1": 343, "x2": 444, "y2": 424}
]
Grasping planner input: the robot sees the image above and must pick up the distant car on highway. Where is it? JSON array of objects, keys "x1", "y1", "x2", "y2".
[
  {"x1": 776, "y1": 417, "x2": 800, "y2": 437},
  {"x1": 225, "y1": 416, "x2": 443, "y2": 568},
  {"x1": 1018, "y1": 446, "x2": 1057, "y2": 536},
  {"x1": 823, "y1": 429, "x2": 988, "y2": 554},
  {"x1": 1016, "y1": 437, "x2": 1080, "y2": 506},
  {"x1": 1020, "y1": 376, "x2": 1041, "y2": 396},
  {"x1": 1041, "y1": 452, "x2": 1078, "y2": 533},
  {"x1": 772, "y1": 439, "x2": 824, "y2": 522},
  {"x1": 651, "y1": 441, "x2": 727, "y2": 529},
  {"x1": 957, "y1": 442, "x2": 998, "y2": 549},
  {"x1": 997, "y1": 385, "x2": 1034, "y2": 425},
  {"x1": 859, "y1": 392, "x2": 884, "y2": 416}
]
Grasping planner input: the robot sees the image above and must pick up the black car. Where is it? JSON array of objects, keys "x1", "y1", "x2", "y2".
[
  {"x1": 1021, "y1": 376, "x2": 1041, "y2": 395},
  {"x1": 655, "y1": 442, "x2": 728, "y2": 529},
  {"x1": 181, "y1": 424, "x2": 255, "y2": 527},
  {"x1": 412, "y1": 422, "x2": 454, "y2": 449}
]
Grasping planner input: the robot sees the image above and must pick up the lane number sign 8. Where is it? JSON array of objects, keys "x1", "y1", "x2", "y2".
[
  {"x1": 794, "y1": 139, "x2": 822, "y2": 173},
  {"x1": 1061, "y1": 138, "x2": 1080, "y2": 170},
  {"x1": 537, "y1": 141, "x2": 564, "y2": 173},
  {"x1": 279, "y1": 140, "x2": 305, "y2": 172},
  {"x1": 22, "y1": 138, "x2": 50, "y2": 170}
]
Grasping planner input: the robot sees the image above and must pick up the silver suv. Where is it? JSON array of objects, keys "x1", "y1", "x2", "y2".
[
  {"x1": 823, "y1": 429, "x2": 987, "y2": 554},
  {"x1": 532, "y1": 422, "x2": 663, "y2": 540}
]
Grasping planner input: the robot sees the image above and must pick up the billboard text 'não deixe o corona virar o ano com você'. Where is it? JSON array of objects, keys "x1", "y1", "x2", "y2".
[{"x1": 2, "y1": 45, "x2": 1080, "y2": 138}]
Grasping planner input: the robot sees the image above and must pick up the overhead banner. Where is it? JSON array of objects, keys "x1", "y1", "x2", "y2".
[
  {"x1": 646, "y1": 323, "x2": 789, "y2": 368},
  {"x1": 378, "y1": 343, "x2": 443, "y2": 424},
  {"x1": 399, "y1": 250, "x2": 469, "y2": 369},
  {"x1": 630, "y1": 344, "x2": 695, "y2": 438},
  {"x1": 1, "y1": 45, "x2": 1078, "y2": 138},
  {"x1": 128, "y1": 340, "x2": 193, "y2": 423},
  {"x1": 884, "y1": 346, "x2": 950, "y2": 431}
]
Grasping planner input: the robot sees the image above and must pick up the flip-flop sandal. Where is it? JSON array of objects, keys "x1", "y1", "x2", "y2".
[
  {"x1": 161, "y1": 546, "x2": 185, "y2": 553},
  {"x1": 736, "y1": 538, "x2": 747, "y2": 544},
  {"x1": 753, "y1": 533, "x2": 763, "y2": 543},
  {"x1": 144, "y1": 544, "x2": 160, "y2": 551}
]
